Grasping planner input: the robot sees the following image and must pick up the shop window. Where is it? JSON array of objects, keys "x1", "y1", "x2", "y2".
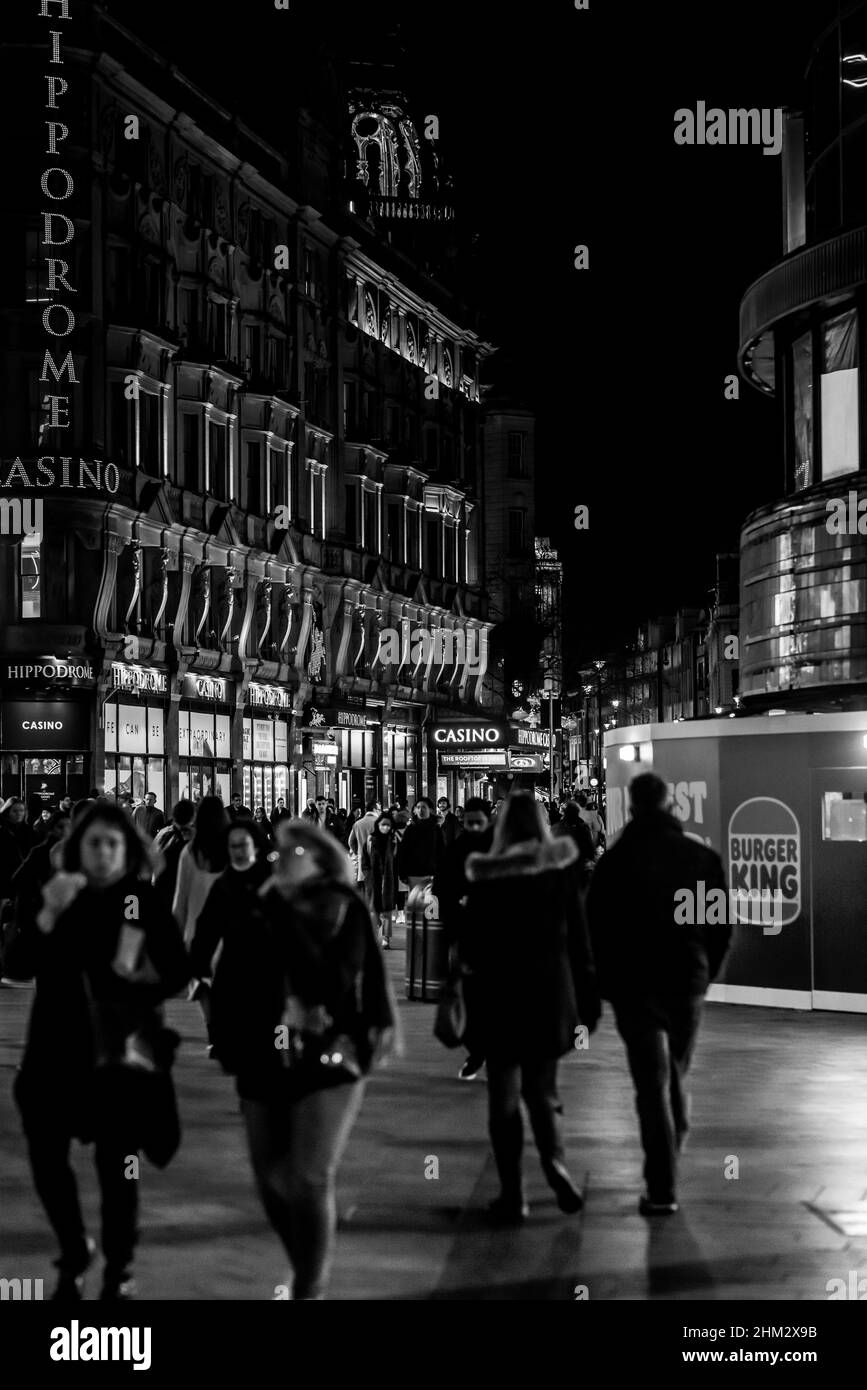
[
  {"x1": 822, "y1": 791, "x2": 867, "y2": 842},
  {"x1": 821, "y1": 310, "x2": 859, "y2": 480}
]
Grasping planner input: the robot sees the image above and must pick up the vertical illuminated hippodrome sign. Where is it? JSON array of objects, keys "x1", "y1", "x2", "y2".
[{"x1": 36, "y1": 0, "x2": 80, "y2": 446}]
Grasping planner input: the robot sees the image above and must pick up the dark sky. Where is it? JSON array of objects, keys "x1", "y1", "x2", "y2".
[{"x1": 106, "y1": 0, "x2": 829, "y2": 664}]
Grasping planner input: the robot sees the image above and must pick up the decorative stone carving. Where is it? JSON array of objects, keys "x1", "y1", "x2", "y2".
[{"x1": 172, "y1": 155, "x2": 189, "y2": 208}]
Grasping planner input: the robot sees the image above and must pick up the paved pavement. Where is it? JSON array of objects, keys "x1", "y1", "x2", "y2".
[{"x1": 3, "y1": 927, "x2": 867, "y2": 1301}]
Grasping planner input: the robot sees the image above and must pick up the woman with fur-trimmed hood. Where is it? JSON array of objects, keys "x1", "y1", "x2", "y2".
[{"x1": 462, "y1": 791, "x2": 601, "y2": 1223}]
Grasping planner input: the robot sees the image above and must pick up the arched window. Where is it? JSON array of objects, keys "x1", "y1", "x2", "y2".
[{"x1": 352, "y1": 108, "x2": 422, "y2": 200}]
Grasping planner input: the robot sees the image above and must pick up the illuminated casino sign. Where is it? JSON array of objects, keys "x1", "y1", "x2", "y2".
[
  {"x1": 0, "y1": 458, "x2": 119, "y2": 494},
  {"x1": 431, "y1": 720, "x2": 509, "y2": 748},
  {"x1": 182, "y1": 674, "x2": 228, "y2": 702}
]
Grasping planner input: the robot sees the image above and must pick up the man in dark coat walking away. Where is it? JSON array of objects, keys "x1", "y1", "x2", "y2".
[
  {"x1": 586, "y1": 772, "x2": 731, "y2": 1216},
  {"x1": 433, "y1": 797, "x2": 493, "y2": 1080}
]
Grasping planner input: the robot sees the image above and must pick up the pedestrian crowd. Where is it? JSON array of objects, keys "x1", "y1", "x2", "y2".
[{"x1": 0, "y1": 771, "x2": 730, "y2": 1298}]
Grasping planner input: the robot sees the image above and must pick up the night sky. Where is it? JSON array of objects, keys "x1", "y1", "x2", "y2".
[{"x1": 106, "y1": 0, "x2": 828, "y2": 665}]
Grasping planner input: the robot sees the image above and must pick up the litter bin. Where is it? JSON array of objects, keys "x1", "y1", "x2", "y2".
[{"x1": 405, "y1": 877, "x2": 447, "y2": 1001}]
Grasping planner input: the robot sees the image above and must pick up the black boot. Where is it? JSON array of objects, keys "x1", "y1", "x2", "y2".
[
  {"x1": 100, "y1": 1268, "x2": 137, "y2": 1300},
  {"x1": 51, "y1": 1236, "x2": 96, "y2": 1301},
  {"x1": 542, "y1": 1159, "x2": 584, "y2": 1214}
]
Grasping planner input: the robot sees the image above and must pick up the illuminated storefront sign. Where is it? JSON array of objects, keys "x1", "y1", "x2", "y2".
[
  {"x1": 512, "y1": 727, "x2": 554, "y2": 748},
  {"x1": 112, "y1": 663, "x2": 167, "y2": 695},
  {"x1": 248, "y1": 683, "x2": 291, "y2": 710},
  {"x1": 3, "y1": 699, "x2": 88, "y2": 750},
  {"x1": 182, "y1": 674, "x2": 228, "y2": 702},
  {"x1": 4, "y1": 659, "x2": 94, "y2": 686},
  {"x1": 431, "y1": 720, "x2": 508, "y2": 747},
  {"x1": 439, "y1": 750, "x2": 508, "y2": 768}
]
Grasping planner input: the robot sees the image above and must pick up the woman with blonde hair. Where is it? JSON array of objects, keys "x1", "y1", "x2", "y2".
[
  {"x1": 207, "y1": 818, "x2": 399, "y2": 1299},
  {"x1": 462, "y1": 791, "x2": 600, "y2": 1223}
]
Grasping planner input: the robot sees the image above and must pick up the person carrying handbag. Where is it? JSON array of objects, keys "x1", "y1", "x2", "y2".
[
  {"x1": 362, "y1": 811, "x2": 399, "y2": 948},
  {"x1": 13, "y1": 801, "x2": 189, "y2": 1301},
  {"x1": 207, "y1": 818, "x2": 400, "y2": 1300}
]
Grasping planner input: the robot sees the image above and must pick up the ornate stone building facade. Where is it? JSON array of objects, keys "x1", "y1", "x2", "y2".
[{"x1": 0, "y1": 3, "x2": 495, "y2": 814}]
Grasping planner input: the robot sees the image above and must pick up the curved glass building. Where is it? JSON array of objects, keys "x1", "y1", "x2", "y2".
[{"x1": 739, "y1": 0, "x2": 867, "y2": 708}]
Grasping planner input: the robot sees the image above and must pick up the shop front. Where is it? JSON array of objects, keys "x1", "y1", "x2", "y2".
[
  {"x1": 605, "y1": 711, "x2": 867, "y2": 1014},
  {"x1": 508, "y1": 724, "x2": 557, "y2": 796},
  {"x1": 0, "y1": 657, "x2": 95, "y2": 807},
  {"x1": 301, "y1": 702, "x2": 381, "y2": 811},
  {"x1": 243, "y1": 682, "x2": 291, "y2": 815},
  {"x1": 430, "y1": 717, "x2": 511, "y2": 808},
  {"x1": 103, "y1": 662, "x2": 168, "y2": 809},
  {"x1": 382, "y1": 707, "x2": 421, "y2": 808},
  {"x1": 179, "y1": 672, "x2": 234, "y2": 804}
]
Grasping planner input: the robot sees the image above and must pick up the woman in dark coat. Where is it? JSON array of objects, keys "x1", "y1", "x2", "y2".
[
  {"x1": 462, "y1": 791, "x2": 600, "y2": 1223},
  {"x1": 207, "y1": 819, "x2": 399, "y2": 1300},
  {"x1": 395, "y1": 797, "x2": 444, "y2": 883},
  {"x1": 189, "y1": 820, "x2": 270, "y2": 1030},
  {"x1": 13, "y1": 801, "x2": 189, "y2": 1300},
  {"x1": 0, "y1": 797, "x2": 35, "y2": 902},
  {"x1": 362, "y1": 811, "x2": 399, "y2": 948}
]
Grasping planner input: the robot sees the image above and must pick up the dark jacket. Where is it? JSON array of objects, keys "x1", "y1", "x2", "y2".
[
  {"x1": 461, "y1": 837, "x2": 600, "y2": 1062},
  {"x1": 438, "y1": 811, "x2": 460, "y2": 848},
  {"x1": 152, "y1": 824, "x2": 192, "y2": 910},
  {"x1": 434, "y1": 826, "x2": 494, "y2": 947},
  {"x1": 133, "y1": 804, "x2": 166, "y2": 839},
  {"x1": 189, "y1": 859, "x2": 270, "y2": 980},
  {"x1": 363, "y1": 831, "x2": 399, "y2": 913},
  {"x1": 395, "y1": 818, "x2": 443, "y2": 879},
  {"x1": 15, "y1": 875, "x2": 190, "y2": 1136},
  {"x1": 0, "y1": 820, "x2": 34, "y2": 899},
  {"x1": 208, "y1": 878, "x2": 396, "y2": 1103},
  {"x1": 4, "y1": 840, "x2": 63, "y2": 977},
  {"x1": 586, "y1": 810, "x2": 731, "y2": 1002},
  {"x1": 552, "y1": 816, "x2": 595, "y2": 888}
]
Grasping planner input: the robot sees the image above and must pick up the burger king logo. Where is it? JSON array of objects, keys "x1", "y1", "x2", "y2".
[{"x1": 727, "y1": 797, "x2": 801, "y2": 927}]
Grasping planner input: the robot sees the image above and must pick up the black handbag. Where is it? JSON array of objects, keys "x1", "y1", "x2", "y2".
[
  {"x1": 280, "y1": 1027, "x2": 363, "y2": 1099},
  {"x1": 433, "y1": 966, "x2": 467, "y2": 1049},
  {"x1": 82, "y1": 973, "x2": 182, "y2": 1168}
]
